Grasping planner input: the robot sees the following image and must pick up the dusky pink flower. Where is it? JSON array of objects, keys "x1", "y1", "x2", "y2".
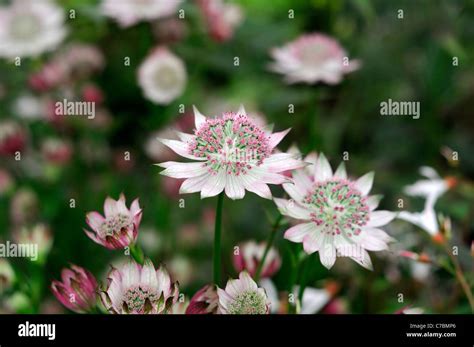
[
  {"x1": 84, "y1": 193, "x2": 142, "y2": 249},
  {"x1": 51, "y1": 265, "x2": 98, "y2": 313},
  {"x1": 157, "y1": 105, "x2": 305, "y2": 200},
  {"x1": 41, "y1": 138, "x2": 73, "y2": 165},
  {"x1": 275, "y1": 151, "x2": 395, "y2": 270},
  {"x1": 186, "y1": 284, "x2": 220, "y2": 314},
  {"x1": 0, "y1": 0, "x2": 67, "y2": 59},
  {"x1": 233, "y1": 241, "x2": 281, "y2": 278},
  {"x1": 269, "y1": 33, "x2": 360, "y2": 85},
  {"x1": 197, "y1": 0, "x2": 243, "y2": 42},
  {"x1": 217, "y1": 271, "x2": 270, "y2": 314},
  {"x1": 100, "y1": 259, "x2": 179, "y2": 314},
  {"x1": 0, "y1": 120, "x2": 27, "y2": 156},
  {"x1": 138, "y1": 46, "x2": 187, "y2": 105},
  {"x1": 101, "y1": 0, "x2": 183, "y2": 28},
  {"x1": 82, "y1": 84, "x2": 104, "y2": 104}
]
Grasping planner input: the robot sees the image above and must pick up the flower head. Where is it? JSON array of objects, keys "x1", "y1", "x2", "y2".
[
  {"x1": 0, "y1": 0, "x2": 67, "y2": 58},
  {"x1": 217, "y1": 271, "x2": 270, "y2": 314},
  {"x1": 233, "y1": 241, "x2": 281, "y2": 278},
  {"x1": 102, "y1": 0, "x2": 182, "y2": 28},
  {"x1": 186, "y1": 284, "x2": 220, "y2": 314},
  {"x1": 51, "y1": 265, "x2": 98, "y2": 313},
  {"x1": 197, "y1": 0, "x2": 243, "y2": 42},
  {"x1": 100, "y1": 259, "x2": 179, "y2": 314},
  {"x1": 398, "y1": 166, "x2": 456, "y2": 238},
  {"x1": 275, "y1": 152, "x2": 395, "y2": 270},
  {"x1": 269, "y1": 33, "x2": 359, "y2": 85},
  {"x1": 157, "y1": 105, "x2": 304, "y2": 200},
  {"x1": 0, "y1": 120, "x2": 27, "y2": 156},
  {"x1": 84, "y1": 193, "x2": 142, "y2": 249},
  {"x1": 138, "y1": 47, "x2": 187, "y2": 105}
]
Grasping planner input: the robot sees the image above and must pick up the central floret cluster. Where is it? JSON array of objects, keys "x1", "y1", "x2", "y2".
[
  {"x1": 99, "y1": 213, "x2": 133, "y2": 238},
  {"x1": 304, "y1": 178, "x2": 370, "y2": 237},
  {"x1": 189, "y1": 112, "x2": 271, "y2": 176},
  {"x1": 228, "y1": 290, "x2": 268, "y2": 314},
  {"x1": 124, "y1": 284, "x2": 159, "y2": 313}
]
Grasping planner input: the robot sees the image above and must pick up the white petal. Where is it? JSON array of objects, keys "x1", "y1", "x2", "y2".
[
  {"x1": 355, "y1": 172, "x2": 374, "y2": 196},
  {"x1": 193, "y1": 105, "x2": 206, "y2": 129},
  {"x1": 225, "y1": 174, "x2": 246, "y2": 200},
  {"x1": 314, "y1": 153, "x2": 332, "y2": 181},
  {"x1": 179, "y1": 173, "x2": 211, "y2": 194},
  {"x1": 237, "y1": 104, "x2": 247, "y2": 116},
  {"x1": 261, "y1": 153, "x2": 304, "y2": 173},
  {"x1": 284, "y1": 222, "x2": 315, "y2": 242},
  {"x1": 350, "y1": 249, "x2": 373, "y2": 270},
  {"x1": 367, "y1": 210, "x2": 396, "y2": 227},
  {"x1": 158, "y1": 138, "x2": 205, "y2": 161},
  {"x1": 358, "y1": 233, "x2": 389, "y2": 251},
  {"x1": 245, "y1": 181, "x2": 272, "y2": 199},
  {"x1": 140, "y1": 259, "x2": 158, "y2": 289},
  {"x1": 268, "y1": 128, "x2": 291, "y2": 149},
  {"x1": 334, "y1": 162, "x2": 347, "y2": 179},
  {"x1": 419, "y1": 166, "x2": 440, "y2": 179},
  {"x1": 319, "y1": 239, "x2": 336, "y2": 269},
  {"x1": 200, "y1": 170, "x2": 226, "y2": 198},
  {"x1": 274, "y1": 198, "x2": 312, "y2": 220},
  {"x1": 158, "y1": 161, "x2": 207, "y2": 179},
  {"x1": 175, "y1": 131, "x2": 195, "y2": 143},
  {"x1": 302, "y1": 229, "x2": 324, "y2": 254},
  {"x1": 366, "y1": 195, "x2": 382, "y2": 211}
]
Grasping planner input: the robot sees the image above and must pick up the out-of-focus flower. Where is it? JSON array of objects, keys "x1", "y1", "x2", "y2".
[
  {"x1": 399, "y1": 250, "x2": 431, "y2": 263},
  {"x1": 0, "y1": 259, "x2": 15, "y2": 294},
  {"x1": 10, "y1": 188, "x2": 38, "y2": 225},
  {"x1": 157, "y1": 105, "x2": 305, "y2": 199},
  {"x1": 12, "y1": 95, "x2": 46, "y2": 120},
  {"x1": 398, "y1": 167, "x2": 456, "y2": 241},
  {"x1": 197, "y1": 0, "x2": 243, "y2": 42},
  {"x1": 294, "y1": 286, "x2": 332, "y2": 314},
  {"x1": 168, "y1": 255, "x2": 194, "y2": 287},
  {"x1": 137, "y1": 226, "x2": 163, "y2": 255},
  {"x1": 152, "y1": 17, "x2": 188, "y2": 43},
  {"x1": 51, "y1": 265, "x2": 98, "y2": 313},
  {"x1": 395, "y1": 305, "x2": 424, "y2": 314},
  {"x1": 14, "y1": 223, "x2": 53, "y2": 262},
  {"x1": 275, "y1": 151, "x2": 395, "y2": 270},
  {"x1": 101, "y1": 0, "x2": 183, "y2": 28},
  {"x1": 217, "y1": 271, "x2": 270, "y2": 314},
  {"x1": 0, "y1": 169, "x2": 14, "y2": 196},
  {"x1": 0, "y1": 0, "x2": 67, "y2": 58},
  {"x1": 28, "y1": 62, "x2": 67, "y2": 92},
  {"x1": 100, "y1": 259, "x2": 179, "y2": 314},
  {"x1": 84, "y1": 194, "x2": 142, "y2": 250},
  {"x1": 82, "y1": 84, "x2": 104, "y2": 105},
  {"x1": 269, "y1": 33, "x2": 360, "y2": 85},
  {"x1": 170, "y1": 298, "x2": 188, "y2": 314},
  {"x1": 41, "y1": 138, "x2": 73, "y2": 165},
  {"x1": 59, "y1": 44, "x2": 104, "y2": 78},
  {"x1": 138, "y1": 47, "x2": 187, "y2": 105},
  {"x1": 322, "y1": 298, "x2": 348, "y2": 314},
  {"x1": 145, "y1": 128, "x2": 179, "y2": 162},
  {"x1": 233, "y1": 241, "x2": 281, "y2": 278},
  {"x1": 186, "y1": 284, "x2": 220, "y2": 314},
  {"x1": 160, "y1": 176, "x2": 183, "y2": 200},
  {"x1": 113, "y1": 149, "x2": 135, "y2": 173},
  {"x1": 0, "y1": 120, "x2": 27, "y2": 156}
]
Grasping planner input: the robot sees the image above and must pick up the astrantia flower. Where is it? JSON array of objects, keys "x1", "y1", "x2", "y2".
[
  {"x1": 102, "y1": 0, "x2": 182, "y2": 28},
  {"x1": 100, "y1": 259, "x2": 179, "y2": 314},
  {"x1": 398, "y1": 166, "x2": 456, "y2": 239},
  {"x1": 84, "y1": 194, "x2": 142, "y2": 249},
  {"x1": 0, "y1": 120, "x2": 26, "y2": 156},
  {"x1": 269, "y1": 33, "x2": 360, "y2": 85},
  {"x1": 233, "y1": 241, "x2": 281, "y2": 278},
  {"x1": 0, "y1": 0, "x2": 67, "y2": 58},
  {"x1": 157, "y1": 106, "x2": 304, "y2": 200},
  {"x1": 51, "y1": 265, "x2": 98, "y2": 314},
  {"x1": 138, "y1": 47, "x2": 187, "y2": 105},
  {"x1": 197, "y1": 0, "x2": 243, "y2": 42},
  {"x1": 275, "y1": 152, "x2": 395, "y2": 270},
  {"x1": 186, "y1": 284, "x2": 220, "y2": 314},
  {"x1": 217, "y1": 271, "x2": 270, "y2": 314}
]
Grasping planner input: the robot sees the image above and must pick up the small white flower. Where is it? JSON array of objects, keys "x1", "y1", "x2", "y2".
[
  {"x1": 138, "y1": 47, "x2": 187, "y2": 105},
  {"x1": 102, "y1": 0, "x2": 183, "y2": 28},
  {"x1": 269, "y1": 33, "x2": 359, "y2": 85},
  {"x1": 0, "y1": 0, "x2": 67, "y2": 59}
]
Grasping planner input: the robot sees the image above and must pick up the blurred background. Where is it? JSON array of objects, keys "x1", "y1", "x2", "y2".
[{"x1": 0, "y1": 0, "x2": 473, "y2": 314}]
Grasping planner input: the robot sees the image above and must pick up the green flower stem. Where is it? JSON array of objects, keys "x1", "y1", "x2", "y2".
[
  {"x1": 254, "y1": 214, "x2": 283, "y2": 282},
  {"x1": 213, "y1": 192, "x2": 224, "y2": 286},
  {"x1": 130, "y1": 243, "x2": 145, "y2": 265},
  {"x1": 298, "y1": 256, "x2": 311, "y2": 306}
]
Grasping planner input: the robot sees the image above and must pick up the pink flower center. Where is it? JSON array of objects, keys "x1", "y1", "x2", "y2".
[
  {"x1": 99, "y1": 213, "x2": 133, "y2": 238},
  {"x1": 188, "y1": 112, "x2": 271, "y2": 176},
  {"x1": 303, "y1": 178, "x2": 370, "y2": 237},
  {"x1": 123, "y1": 284, "x2": 159, "y2": 314}
]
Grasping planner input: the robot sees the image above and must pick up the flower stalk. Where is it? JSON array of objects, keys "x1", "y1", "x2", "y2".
[
  {"x1": 213, "y1": 192, "x2": 224, "y2": 286},
  {"x1": 254, "y1": 214, "x2": 283, "y2": 282}
]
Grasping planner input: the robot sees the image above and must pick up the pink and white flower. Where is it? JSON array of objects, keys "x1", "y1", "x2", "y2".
[
  {"x1": 138, "y1": 47, "x2": 187, "y2": 105},
  {"x1": 233, "y1": 241, "x2": 281, "y2": 278},
  {"x1": 100, "y1": 259, "x2": 179, "y2": 314},
  {"x1": 269, "y1": 33, "x2": 360, "y2": 85},
  {"x1": 51, "y1": 265, "x2": 98, "y2": 313},
  {"x1": 84, "y1": 194, "x2": 142, "y2": 249},
  {"x1": 101, "y1": 0, "x2": 183, "y2": 28},
  {"x1": 0, "y1": 0, "x2": 67, "y2": 58},
  {"x1": 157, "y1": 105, "x2": 305, "y2": 200},
  {"x1": 275, "y1": 152, "x2": 395, "y2": 270},
  {"x1": 398, "y1": 166, "x2": 456, "y2": 238},
  {"x1": 197, "y1": 0, "x2": 243, "y2": 42},
  {"x1": 186, "y1": 284, "x2": 220, "y2": 314},
  {"x1": 0, "y1": 120, "x2": 27, "y2": 156},
  {"x1": 217, "y1": 271, "x2": 270, "y2": 314}
]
